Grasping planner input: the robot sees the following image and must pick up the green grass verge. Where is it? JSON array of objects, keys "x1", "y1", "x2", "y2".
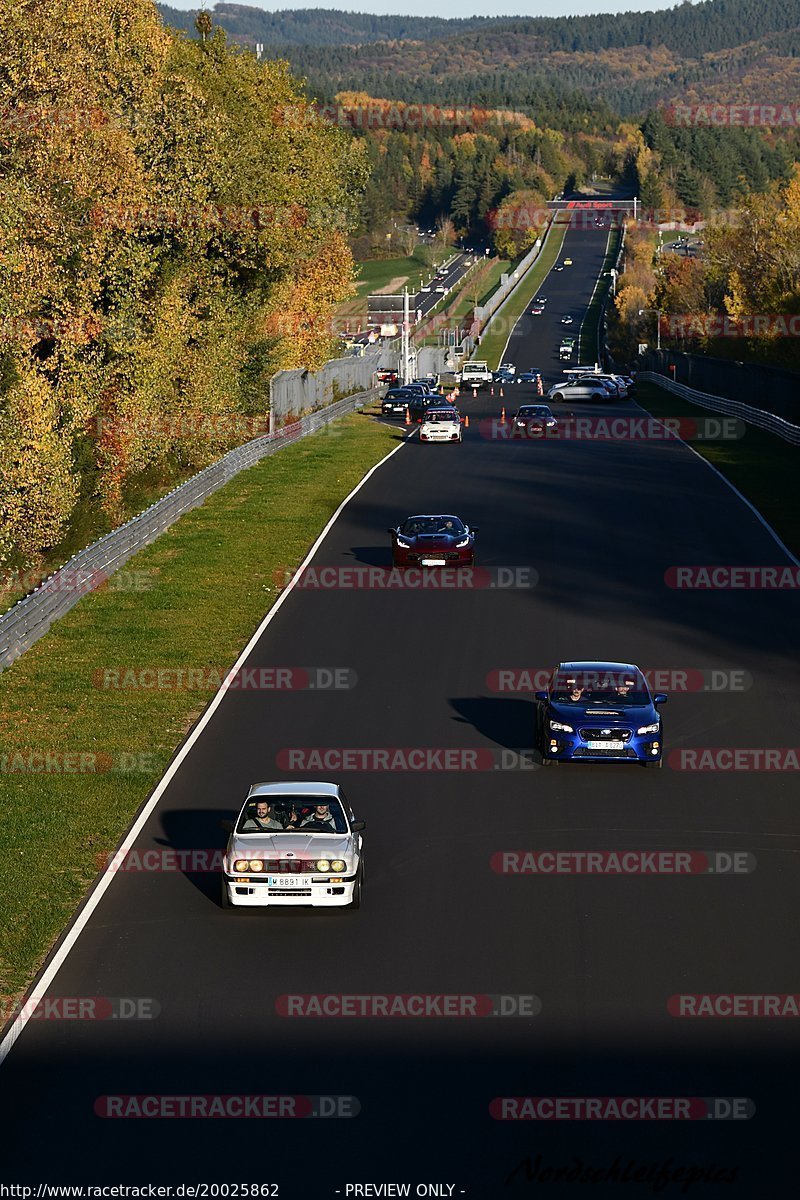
[
  {"x1": 578, "y1": 228, "x2": 621, "y2": 364},
  {"x1": 0, "y1": 407, "x2": 398, "y2": 999},
  {"x1": 636, "y1": 380, "x2": 800, "y2": 556},
  {"x1": 353, "y1": 253, "x2": 430, "y2": 297},
  {"x1": 478, "y1": 223, "x2": 569, "y2": 369}
]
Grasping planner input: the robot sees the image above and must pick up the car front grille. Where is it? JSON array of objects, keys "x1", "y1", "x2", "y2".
[
  {"x1": 579, "y1": 728, "x2": 632, "y2": 742},
  {"x1": 259, "y1": 859, "x2": 315, "y2": 873},
  {"x1": 573, "y1": 747, "x2": 638, "y2": 758},
  {"x1": 409, "y1": 552, "x2": 461, "y2": 561},
  {"x1": 267, "y1": 889, "x2": 313, "y2": 897}
]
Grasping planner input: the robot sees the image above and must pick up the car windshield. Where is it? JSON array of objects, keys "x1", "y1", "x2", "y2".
[
  {"x1": 402, "y1": 516, "x2": 465, "y2": 536},
  {"x1": 551, "y1": 669, "x2": 649, "y2": 707},
  {"x1": 237, "y1": 797, "x2": 348, "y2": 834},
  {"x1": 424, "y1": 410, "x2": 457, "y2": 422},
  {"x1": 518, "y1": 407, "x2": 551, "y2": 418}
]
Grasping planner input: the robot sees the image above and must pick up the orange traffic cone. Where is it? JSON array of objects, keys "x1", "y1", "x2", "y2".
[
  {"x1": 490, "y1": 386, "x2": 494, "y2": 396},
  {"x1": 537, "y1": 376, "x2": 543, "y2": 395},
  {"x1": 405, "y1": 407, "x2": 411, "y2": 425},
  {"x1": 464, "y1": 413, "x2": 470, "y2": 428},
  {"x1": 500, "y1": 406, "x2": 505, "y2": 420},
  {"x1": 500, "y1": 387, "x2": 504, "y2": 398},
  {"x1": 455, "y1": 386, "x2": 460, "y2": 396}
]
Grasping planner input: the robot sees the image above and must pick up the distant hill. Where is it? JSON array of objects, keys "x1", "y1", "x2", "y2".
[
  {"x1": 157, "y1": 1, "x2": 800, "y2": 116},
  {"x1": 156, "y1": 5, "x2": 494, "y2": 46}
]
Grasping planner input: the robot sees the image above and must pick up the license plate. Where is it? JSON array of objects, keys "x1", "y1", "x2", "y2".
[
  {"x1": 586, "y1": 740, "x2": 625, "y2": 750},
  {"x1": 420, "y1": 558, "x2": 446, "y2": 567},
  {"x1": 267, "y1": 876, "x2": 306, "y2": 886}
]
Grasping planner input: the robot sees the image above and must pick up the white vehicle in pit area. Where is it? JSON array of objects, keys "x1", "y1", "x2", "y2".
[
  {"x1": 419, "y1": 406, "x2": 462, "y2": 443},
  {"x1": 221, "y1": 781, "x2": 365, "y2": 909}
]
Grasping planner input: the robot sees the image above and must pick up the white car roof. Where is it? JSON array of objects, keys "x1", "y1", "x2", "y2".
[{"x1": 246, "y1": 781, "x2": 341, "y2": 799}]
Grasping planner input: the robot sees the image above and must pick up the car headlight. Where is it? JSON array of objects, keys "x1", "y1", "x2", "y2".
[
  {"x1": 549, "y1": 720, "x2": 574, "y2": 733},
  {"x1": 331, "y1": 859, "x2": 346, "y2": 873},
  {"x1": 316, "y1": 859, "x2": 331, "y2": 872},
  {"x1": 395, "y1": 536, "x2": 411, "y2": 547},
  {"x1": 456, "y1": 537, "x2": 470, "y2": 548},
  {"x1": 249, "y1": 859, "x2": 264, "y2": 872},
  {"x1": 233, "y1": 859, "x2": 249, "y2": 873},
  {"x1": 637, "y1": 722, "x2": 660, "y2": 735}
]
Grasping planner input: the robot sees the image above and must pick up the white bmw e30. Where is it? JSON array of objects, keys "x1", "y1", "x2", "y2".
[{"x1": 221, "y1": 781, "x2": 365, "y2": 909}]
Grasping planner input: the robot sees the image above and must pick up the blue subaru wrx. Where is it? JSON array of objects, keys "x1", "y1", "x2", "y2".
[{"x1": 535, "y1": 661, "x2": 667, "y2": 767}]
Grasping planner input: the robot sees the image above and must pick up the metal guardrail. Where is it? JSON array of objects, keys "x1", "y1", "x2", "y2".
[
  {"x1": 638, "y1": 372, "x2": 800, "y2": 445},
  {"x1": 475, "y1": 218, "x2": 556, "y2": 341},
  {"x1": 0, "y1": 387, "x2": 382, "y2": 672},
  {"x1": 598, "y1": 227, "x2": 625, "y2": 367}
]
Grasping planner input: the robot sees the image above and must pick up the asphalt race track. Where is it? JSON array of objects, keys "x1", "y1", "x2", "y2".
[
  {"x1": 1, "y1": 220, "x2": 798, "y2": 1196},
  {"x1": 416, "y1": 251, "x2": 473, "y2": 319}
]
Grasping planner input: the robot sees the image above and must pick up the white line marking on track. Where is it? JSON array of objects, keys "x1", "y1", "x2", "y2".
[
  {"x1": 635, "y1": 402, "x2": 800, "y2": 567},
  {"x1": 0, "y1": 435, "x2": 409, "y2": 1066}
]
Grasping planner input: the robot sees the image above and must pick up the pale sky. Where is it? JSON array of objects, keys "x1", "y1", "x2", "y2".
[{"x1": 162, "y1": 1, "x2": 680, "y2": 16}]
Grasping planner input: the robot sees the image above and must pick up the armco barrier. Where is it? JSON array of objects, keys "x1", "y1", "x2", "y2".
[
  {"x1": 638, "y1": 372, "x2": 800, "y2": 445},
  {"x1": 0, "y1": 387, "x2": 382, "y2": 672},
  {"x1": 472, "y1": 216, "x2": 556, "y2": 340},
  {"x1": 641, "y1": 348, "x2": 800, "y2": 422},
  {"x1": 269, "y1": 347, "x2": 386, "y2": 425}
]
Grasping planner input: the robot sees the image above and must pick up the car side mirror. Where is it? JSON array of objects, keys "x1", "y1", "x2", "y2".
[
  {"x1": 534, "y1": 690, "x2": 548, "y2": 702},
  {"x1": 387, "y1": 527, "x2": 397, "y2": 536},
  {"x1": 654, "y1": 693, "x2": 668, "y2": 705},
  {"x1": 471, "y1": 526, "x2": 480, "y2": 533},
  {"x1": 351, "y1": 820, "x2": 366, "y2": 832},
  {"x1": 220, "y1": 819, "x2": 234, "y2": 834}
]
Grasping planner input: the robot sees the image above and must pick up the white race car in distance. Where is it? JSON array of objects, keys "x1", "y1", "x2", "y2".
[
  {"x1": 419, "y1": 406, "x2": 462, "y2": 443},
  {"x1": 221, "y1": 781, "x2": 365, "y2": 909}
]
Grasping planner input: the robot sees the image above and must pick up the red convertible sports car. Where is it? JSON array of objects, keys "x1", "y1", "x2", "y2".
[{"x1": 387, "y1": 514, "x2": 478, "y2": 568}]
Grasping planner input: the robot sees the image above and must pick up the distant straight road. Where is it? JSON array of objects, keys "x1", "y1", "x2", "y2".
[
  {"x1": 1, "y1": 216, "x2": 798, "y2": 1195},
  {"x1": 415, "y1": 250, "x2": 472, "y2": 319}
]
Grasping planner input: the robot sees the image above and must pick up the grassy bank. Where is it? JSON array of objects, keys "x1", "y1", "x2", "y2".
[
  {"x1": 0, "y1": 407, "x2": 398, "y2": 999},
  {"x1": 578, "y1": 228, "x2": 621, "y2": 364},
  {"x1": 636, "y1": 380, "x2": 800, "y2": 556},
  {"x1": 478, "y1": 223, "x2": 569, "y2": 369}
]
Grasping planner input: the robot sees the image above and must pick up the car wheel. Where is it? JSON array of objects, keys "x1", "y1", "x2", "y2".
[
  {"x1": 591, "y1": 392, "x2": 604, "y2": 402},
  {"x1": 552, "y1": 393, "x2": 565, "y2": 402},
  {"x1": 220, "y1": 876, "x2": 232, "y2": 909},
  {"x1": 348, "y1": 866, "x2": 363, "y2": 909},
  {"x1": 542, "y1": 756, "x2": 560, "y2": 767},
  {"x1": 643, "y1": 758, "x2": 663, "y2": 769}
]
